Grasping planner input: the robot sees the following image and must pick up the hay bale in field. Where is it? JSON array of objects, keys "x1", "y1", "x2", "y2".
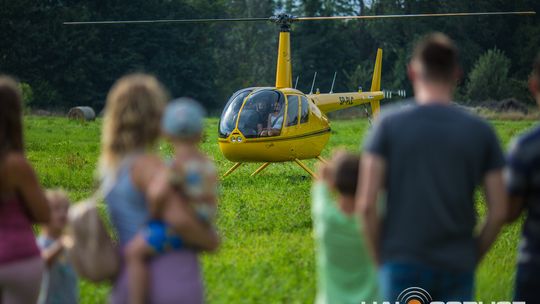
[{"x1": 68, "y1": 106, "x2": 95, "y2": 121}]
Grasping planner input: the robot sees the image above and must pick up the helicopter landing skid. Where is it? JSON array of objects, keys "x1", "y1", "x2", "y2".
[
  {"x1": 222, "y1": 158, "x2": 324, "y2": 178},
  {"x1": 223, "y1": 162, "x2": 242, "y2": 178},
  {"x1": 316, "y1": 156, "x2": 328, "y2": 164},
  {"x1": 251, "y1": 162, "x2": 270, "y2": 177},
  {"x1": 294, "y1": 159, "x2": 316, "y2": 178}
]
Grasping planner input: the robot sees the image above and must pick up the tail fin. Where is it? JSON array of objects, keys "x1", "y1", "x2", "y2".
[{"x1": 370, "y1": 48, "x2": 383, "y2": 92}]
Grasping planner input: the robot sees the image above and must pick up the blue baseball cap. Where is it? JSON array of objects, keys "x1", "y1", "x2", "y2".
[{"x1": 161, "y1": 98, "x2": 206, "y2": 139}]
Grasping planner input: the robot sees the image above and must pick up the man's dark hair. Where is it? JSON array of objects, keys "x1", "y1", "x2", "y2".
[
  {"x1": 333, "y1": 153, "x2": 360, "y2": 197},
  {"x1": 412, "y1": 33, "x2": 460, "y2": 83}
]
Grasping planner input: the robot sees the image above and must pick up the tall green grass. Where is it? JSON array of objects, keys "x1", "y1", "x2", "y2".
[{"x1": 24, "y1": 116, "x2": 536, "y2": 303}]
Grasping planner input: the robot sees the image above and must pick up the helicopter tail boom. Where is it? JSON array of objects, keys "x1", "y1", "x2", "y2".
[
  {"x1": 308, "y1": 91, "x2": 384, "y2": 114},
  {"x1": 308, "y1": 48, "x2": 384, "y2": 116}
]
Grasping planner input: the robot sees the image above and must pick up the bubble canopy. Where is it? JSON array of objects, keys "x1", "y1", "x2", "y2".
[{"x1": 219, "y1": 89, "x2": 286, "y2": 138}]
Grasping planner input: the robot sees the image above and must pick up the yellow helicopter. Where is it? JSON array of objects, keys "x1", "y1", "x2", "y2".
[{"x1": 65, "y1": 11, "x2": 535, "y2": 177}]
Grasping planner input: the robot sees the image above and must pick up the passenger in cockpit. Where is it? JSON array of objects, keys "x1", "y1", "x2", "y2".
[{"x1": 260, "y1": 101, "x2": 284, "y2": 137}]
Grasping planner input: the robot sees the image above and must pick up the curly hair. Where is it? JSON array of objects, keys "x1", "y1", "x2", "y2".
[{"x1": 99, "y1": 74, "x2": 168, "y2": 178}]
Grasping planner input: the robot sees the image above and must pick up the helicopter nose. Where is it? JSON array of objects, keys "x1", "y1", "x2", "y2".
[{"x1": 229, "y1": 132, "x2": 244, "y2": 143}]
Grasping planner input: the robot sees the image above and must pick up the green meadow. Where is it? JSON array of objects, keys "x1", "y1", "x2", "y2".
[{"x1": 24, "y1": 116, "x2": 536, "y2": 303}]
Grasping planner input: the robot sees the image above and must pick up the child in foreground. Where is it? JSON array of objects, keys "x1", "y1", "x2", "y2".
[
  {"x1": 126, "y1": 98, "x2": 218, "y2": 304},
  {"x1": 37, "y1": 189, "x2": 78, "y2": 304},
  {"x1": 312, "y1": 151, "x2": 379, "y2": 304}
]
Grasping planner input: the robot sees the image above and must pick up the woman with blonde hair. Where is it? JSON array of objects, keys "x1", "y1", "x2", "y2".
[
  {"x1": 0, "y1": 75, "x2": 50, "y2": 303},
  {"x1": 100, "y1": 74, "x2": 218, "y2": 303}
]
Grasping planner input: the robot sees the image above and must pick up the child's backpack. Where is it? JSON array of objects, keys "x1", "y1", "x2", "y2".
[{"x1": 65, "y1": 192, "x2": 119, "y2": 282}]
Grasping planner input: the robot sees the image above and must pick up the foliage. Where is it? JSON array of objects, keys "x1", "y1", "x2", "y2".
[
  {"x1": 343, "y1": 61, "x2": 372, "y2": 92},
  {"x1": 19, "y1": 82, "x2": 33, "y2": 108},
  {"x1": 1, "y1": 0, "x2": 538, "y2": 110},
  {"x1": 466, "y1": 48, "x2": 511, "y2": 103},
  {"x1": 24, "y1": 116, "x2": 535, "y2": 303}
]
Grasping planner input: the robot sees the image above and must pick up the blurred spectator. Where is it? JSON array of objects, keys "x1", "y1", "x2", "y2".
[
  {"x1": 0, "y1": 75, "x2": 50, "y2": 303},
  {"x1": 37, "y1": 189, "x2": 78, "y2": 304},
  {"x1": 356, "y1": 33, "x2": 507, "y2": 301},
  {"x1": 99, "y1": 74, "x2": 218, "y2": 304},
  {"x1": 125, "y1": 98, "x2": 219, "y2": 304},
  {"x1": 506, "y1": 52, "x2": 540, "y2": 302},
  {"x1": 313, "y1": 150, "x2": 380, "y2": 303}
]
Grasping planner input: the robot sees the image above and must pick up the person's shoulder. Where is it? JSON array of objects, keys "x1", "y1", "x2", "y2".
[
  {"x1": 2, "y1": 152, "x2": 33, "y2": 179},
  {"x1": 448, "y1": 104, "x2": 495, "y2": 132},
  {"x1": 133, "y1": 153, "x2": 163, "y2": 171},
  {"x1": 3, "y1": 152, "x2": 29, "y2": 169},
  {"x1": 509, "y1": 125, "x2": 540, "y2": 158},
  {"x1": 515, "y1": 125, "x2": 540, "y2": 147},
  {"x1": 380, "y1": 99, "x2": 417, "y2": 118},
  {"x1": 131, "y1": 153, "x2": 165, "y2": 187},
  {"x1": 374, "y1": 99, "x2": 417, "y2": 126}
]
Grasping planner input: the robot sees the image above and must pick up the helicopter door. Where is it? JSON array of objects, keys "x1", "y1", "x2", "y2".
[
  {"x1": 285, "y1": 95, "x2": 300, "y2": 132},
  {"x1": 300, "y1": 96, "x2": 309, "y2": 124},
  {"x1": 296, "y1": 95, "x2": 312, "y2": 134}
]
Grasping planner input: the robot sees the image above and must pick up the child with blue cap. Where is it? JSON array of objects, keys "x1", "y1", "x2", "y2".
[{"x1": 126, "y1": 98, "x2": 218, "y2": 304}]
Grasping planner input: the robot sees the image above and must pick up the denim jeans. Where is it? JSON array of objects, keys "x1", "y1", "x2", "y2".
[
  {"x1": 514, "y1": 263, "x2": 540, "y2": 302},
  {"x1": 379, "y1": 261, "x2": 474, "y2": 302}
]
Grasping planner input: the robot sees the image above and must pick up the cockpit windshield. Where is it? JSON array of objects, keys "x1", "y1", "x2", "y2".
[
  {"x1": 219, "y1": 89, "x2": 252, "y2": 138},
  {"x1": 237, "y1": 90, "x2": 285, "y2": 138},
  {"x1": 219, "y1": 89, "x2": 286, "y2": 138}
]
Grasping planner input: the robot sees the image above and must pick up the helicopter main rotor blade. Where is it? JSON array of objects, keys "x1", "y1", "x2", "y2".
[
  {"x1": 64, "y1": 11, "x2": 535, "y2": 26},
  {"x1": 295, "y1": 11, "x2": 535, "y2": 21},
  {"x1": 64, "y1": 17, "x2": 269, "y2": 25}
]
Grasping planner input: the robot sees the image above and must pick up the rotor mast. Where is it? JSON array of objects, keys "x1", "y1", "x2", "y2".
[{"x1": 272, "y1": 14, "x2": 295, "y2": 89}]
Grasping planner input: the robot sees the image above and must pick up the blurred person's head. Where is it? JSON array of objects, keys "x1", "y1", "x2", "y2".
[
  {"x1": 161, "y1": 98, "x2": 205, "y2": 144},
  {"x1": 331, "y1": 152, "x2": 361, "y2": 198},
  {"x1": 99, "y1": 74, "x2": 168, "y2": 178},
  {"x1": 320, "y1": 150, "x2": 360, "y2": 214},
  {"x1": 43, "y1": 189, "x2": 70, "y2": 236},
  {"x1": 0, "y1": 76, "x2": 23, "y2": 158},
  {"x1": 408, "y1": 33, "x2": 461, "y2": 104},
  {"x1": 530, "y1": 52, "x2": 540, "y2": 106}
]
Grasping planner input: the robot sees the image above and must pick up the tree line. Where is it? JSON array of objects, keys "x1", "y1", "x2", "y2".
[{"x1": 0, "y1": 0, "x2": 538, "y2": 113}]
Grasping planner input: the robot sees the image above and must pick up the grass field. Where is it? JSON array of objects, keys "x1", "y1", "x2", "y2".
[{"x1": 24, "y1": 116, "x2": 536, "y2": 303}]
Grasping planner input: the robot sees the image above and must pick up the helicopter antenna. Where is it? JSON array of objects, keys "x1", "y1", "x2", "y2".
[
  {"x1": 309, "y1": 72, "x2": 318, "y2": 94},
  {"x1": 294, "y1": 75, "x2": 300, "y2": 89},
  {"x1": 329, "y1": 71, "x2": 337, "y2": 93}
]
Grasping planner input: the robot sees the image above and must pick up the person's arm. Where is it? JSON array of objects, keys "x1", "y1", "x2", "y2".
[
  {"x1": 356, "y1": 153, "x2": 385, "y2": 265},
  {"x1": 158, "y1": 190, "x2": 220, "y2": 252},
  {"x1": 505, "y1": 142, "x2": 528, "y2": 223},
  {"x1": 11, "y1": 154, "x2": 50, "y2": 223},
  {"x1": 507, "y1": 196, "x2": 525, "y2": 223},
  {"x1": 133, "y1": 155, "x2": 219, "y2": 252},
  {"x1": 266, "y1": 114, "x2": 272, "y2": 129},
  {"x1": 477, "y1": 169, "x2": 507, "y2": 260},
  {"x1": 41, "y1": 240, "x2": 64, "y2": 268}
]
